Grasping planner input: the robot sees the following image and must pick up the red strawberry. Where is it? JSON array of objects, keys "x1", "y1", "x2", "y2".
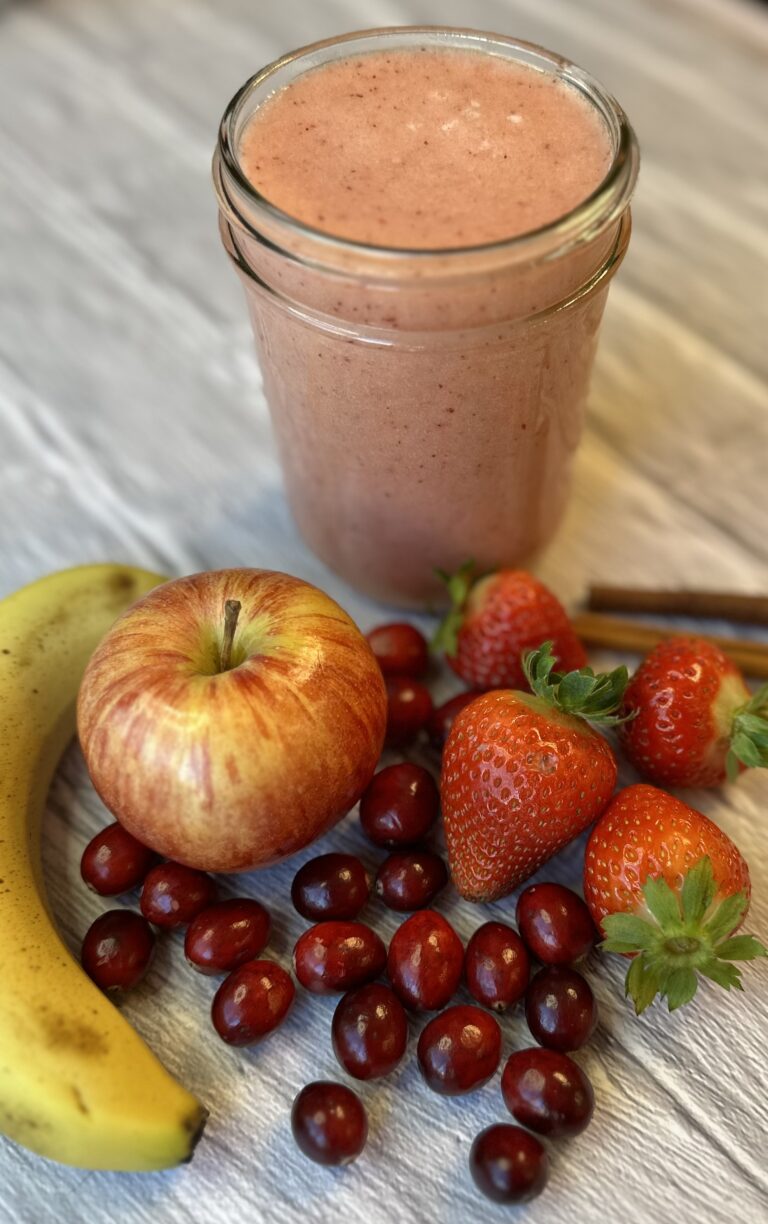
[
  {"x1": 441, "y1": 643, "x2": 625, "y2": 901},
  {"x1": 584, "y1": 784, "x2": 766, "y2": 1013},
  {"x1": 433, "y1": 565, "x2": 587, "y2": 690},
  {"x1": 621, "y1": 636, "x2": 768, "y2": 788}
]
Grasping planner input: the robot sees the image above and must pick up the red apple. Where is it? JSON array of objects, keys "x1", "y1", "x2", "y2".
[{"x1": 77, "y1": 569, "x2": 387, "y2": 872}]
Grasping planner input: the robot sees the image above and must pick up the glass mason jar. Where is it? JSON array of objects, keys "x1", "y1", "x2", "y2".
[{"x1": 213, "y1": 27, "x2": 639, "y2": 606}]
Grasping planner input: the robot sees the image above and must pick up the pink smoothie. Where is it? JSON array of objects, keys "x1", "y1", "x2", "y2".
[
  {"x1": 239, "y1": 50, "x2": 611, "y2": 249},
  {"x1": 216, "y1": 35, "x2": 635, "y2": 604}
]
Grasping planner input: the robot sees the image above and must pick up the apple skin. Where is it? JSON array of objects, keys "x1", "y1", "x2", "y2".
[{"x1": 77, "y1": 569, "x2": 387, "y2": 872}]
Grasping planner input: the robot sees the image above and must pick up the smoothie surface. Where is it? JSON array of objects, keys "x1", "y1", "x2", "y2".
[{"x1": 239, "y1": 47, "x2": 613, "y2": 249}]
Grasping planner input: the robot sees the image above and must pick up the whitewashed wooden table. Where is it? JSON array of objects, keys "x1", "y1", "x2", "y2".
[{"x1": 1, "y1": 0, "x2": 767, "y2": 1221}]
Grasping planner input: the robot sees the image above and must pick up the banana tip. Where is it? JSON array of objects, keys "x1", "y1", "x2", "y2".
[{"x1": 183, "y1": 1105, "x2": 209, "y2": 1164}]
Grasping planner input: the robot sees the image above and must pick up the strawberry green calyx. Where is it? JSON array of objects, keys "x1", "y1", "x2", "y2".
[
  {"x1": 601, "y1": 857, "x2": 768, "y2": 1014},
  {"x1": 726, "y1": 682, "x2": 768, "y2": 782},
  {"x1": 431, "y1": 561, "x2": 477, "y2": 657},
  {"x1": 522, "y1": 641, "x2": 631, "y2": 726}
]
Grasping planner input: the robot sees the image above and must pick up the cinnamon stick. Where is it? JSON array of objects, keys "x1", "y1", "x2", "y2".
[
  {"x1": 588, "y1": 586, "x2": 768, "y2": 626},
  {"x1": 571, "y1": 612, "x2": 768, "y2": 679}
]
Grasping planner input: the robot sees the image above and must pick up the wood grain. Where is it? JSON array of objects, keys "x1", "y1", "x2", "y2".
[{"x1": 0, "y1": 2, "x2": 766, "y2": 1223}]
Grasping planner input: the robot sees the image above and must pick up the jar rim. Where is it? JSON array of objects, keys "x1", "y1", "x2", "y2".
[
  {"x1": 218, "y1": 208, "x2": 632, "y2": 345},
  {"x1": 215, "y1": 26, "x2": 639, "y2": 271}
]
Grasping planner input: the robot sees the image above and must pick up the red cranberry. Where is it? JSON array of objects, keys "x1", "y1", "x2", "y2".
[
  {"x1": 427, "y1": 692, "x2": 478, "y2": 751},
  {"x1": 417, "y1": 1005, "x2": 501, "y2": 1095},
  {"x1": 385, "y1": 676, "x2": 433, "y2": 745},
  {"x1": 184, "y1": 898, "x2": 270, "y2": 975},
  {"x1": 502, "y1": 1048, "x2": 594, "y2": 1138},
  {"x1": 375, "y1": 849, "x2": 447, "y2": 912},
  {"x1": 465, "y1": 922, "x2": 530, "y2": 1013},
  {"x1": 526, "y1": 966, "x2": 597, "y2": 1052},
  {"x1": 80, "y1": 822, "x2": 157, "y2": 896},
  {"x1": 140, "y1": 862, "x2": 217, "y2": 928},
  {"x1": 212, "y1": 959, "x2": 295, "y2": 1046},
  {"x1": 81, "y1": 909, "x2": 155, "y2": 991},
  {"x1": 516, "y1": 883, "x2": 596, "y2": 965},
  {"x1": 293, "y1": 921, "x2": 387, "y2": 995},
  {"x1": 359, "y1": 763, "x2": 439, "y2": 848},
  {"x1": 470, "y1": 1125, "x2": 548, "y2": 1204},
  {"x1": 332, "y1": 983, "x2": 408, "y2": 1080},
  {"x1": 387, "y1": 910, "x2": 463, "y2": 1010},
  {"x1": 367, "y1": 623, "x2": 429, "y2": 677},
  {"x1": 291, "y1": 1081, "x2": 367, "y2": 1166},
  {"x1": 291, "y1": 853, "x2": 370, "y2": 921}
]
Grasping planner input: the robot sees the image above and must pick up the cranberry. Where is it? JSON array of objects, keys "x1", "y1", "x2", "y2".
[
  {"x1": 291, "y1": 1081, "x2": 367, "y2": 1166},
  {"x1": 385, "y1": 676, "x2": 433, "y2": 745},
  {"x1": 212, "y1": 959, "x2": 295, "y2": 1046},
  {"x1": 359, "y1": 763, "x2": 439, "y2": 848},
  {"x1": 81, "y1": 909, "x2": 155, "y2": 991},
  {"x1": 366, "y1": 623, "x2": 429, "y2": 677},
  {"x1": 516, "y1": 883, "x2": 596, "y2": 965},
  {"x1": 184, "y1": 898, "x2": 270, "y2": 975},
  {"x1": 465, "y1": 922, "x2": 530, "y2": 1013},
  {"x1": 526, "y1": 966, "x2": 597, "y2": 1051},
  {"x1": 502, "y1": 1048, "x2": 594, "y2": 1138},
  {"x1": 427, "y1": 691, "x2": 478, "y2": 751},
  {"x1": 140, "y1": 862, "x2": 217, "y2": 928},
  {"x1": 417, "y1": 1005, "x2": 501, "y2": 1095},
  {"x1": 332, "y1": 983, "x2": 408, "y2": 1080},
  {"x1": 469, "y1": 1125, "x2": 548, "y2": 1204},
  {"x1": 293, "y1": 921, "x2": 387, "y2": 995},
  {"x1": 80, "y1": 822, "x2": 158, "y2": 896},
  {"x1": 387, "y1": 910, "x2": 463, "y2": 1010},
  {"x1": 375, "y1": 849, "x2": 448, "y2": 911},
  {"x1": 291, "y1": 853, "x2": 370, "y2": 921}
]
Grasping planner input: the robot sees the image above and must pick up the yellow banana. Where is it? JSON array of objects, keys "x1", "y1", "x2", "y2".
[{"x1": 0, "y1": 564, "x2": 207, "y2": 1171}]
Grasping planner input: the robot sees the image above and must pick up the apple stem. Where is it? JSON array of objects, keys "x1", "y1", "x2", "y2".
[{"x1": 219, "y1": 599, "x2": 242, "y2": 673}]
